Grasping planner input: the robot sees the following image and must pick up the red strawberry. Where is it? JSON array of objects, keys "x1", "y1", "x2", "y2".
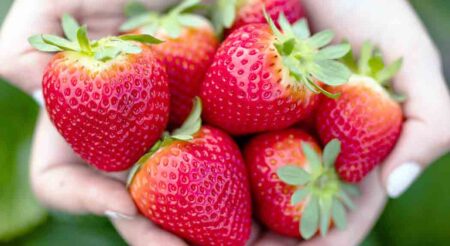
[
  {"x1": 244, "y1": 129, "x2": 357, "y2": 239},
  {"x1": 200, "y1": 13, "x2": 351, "y2": 135},
  {"x1": 129, "y1": 98, "x2": 252, "y2": 245},
  {"x1": 212, "y1": 0, "x2": 306, "y2": 35},
  {"x1": 121, "y1": 0, "x2": 219, "y2": 128},
  {"x1": 316, "y1": 42, "x2": 404, "y2": 183},
  {"x1": 29, "y1": 15, "x2": 169, "y2": 171}
]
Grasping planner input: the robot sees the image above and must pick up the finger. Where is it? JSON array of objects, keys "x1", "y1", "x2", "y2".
[
  {"x1": 110, "y1": 215, "x2": 188, "y2": 246},
  {"x1": 381, "y1": 118, "x2": 449, "y2": 198},
  {"x1": 255, "y1": 232, "x2": 298, "y2": 246},
  {"x1": 300, "y1": 170, "x2": 386, "y2": 246},
  {"x1": 30, "y1": 110, "x2": 136, "y2": 217},
  {"x1": 247, "y1": 221, "x2": 263, "y2": 246},
  {"x1": 0, "y1": 0, "x2": 60, "y2": 92}
]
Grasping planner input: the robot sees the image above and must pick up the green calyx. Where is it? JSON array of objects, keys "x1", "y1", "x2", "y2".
[
  {"x1": 276, "y1": 139, "x2": 359, "y2": 239},
  {"x1": 120, "y1": 0, "x2": 207, "y2": 39},
  {"x1": 264, "y1": 10, "x2": 352, "y2": 98},
  {"x1": 28, "y1": 14, "x2": 162, "y2": 62},
  {"x1": 341, "y1": 41, "x2": 405, "y2": 101},
  {"x1": 126, "y1": 97, "x2": 203, "y2": 186},
  {"x1": 211, "y1": 0, "x2": 236, "y2": 35}
]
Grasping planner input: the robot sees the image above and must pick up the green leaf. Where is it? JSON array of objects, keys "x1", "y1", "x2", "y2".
[
  {"x1": 119, "y1": 14, "x2": 154, "y2": 32},
  {"x1": 62, "y1": 14, "x2": 80, "y2": 42},
  {"x1": 116, "y1": 41, "x2": 142, "y2": 54},
  {"x1": 340, "y1": 40, "x2": 357, "y2": 72},
  {"x1": 358, "y1": 41, "x2": 375, "y2": 75},
  {"x1": 308, "y1": 30, "x2": 334, "y2": 48},
  {"x1": 338, "y1": 190, "x2": 356, "y2": 210},
  {"x1": 94, "y1": 46, "x2": 121, "y2": 61},
  {"x1": 277, "y1": 165, "x2": 311, "y2": 186},
  {"x1": 312, "y1": 60, "x2": 352, "y2": 86},
  {"x1": 292, "y1": 19, "x2": 310, "y2": 39},
  {"x1": 300, "y1": 196, "x2": 319, "y2": 239},
  {"x1": 263, "y1": 7, "x2": 282, "y2": 38},
  {"x1": 28, "y1": 35, "x2": 61, "y2": 52},
  {"x1": 178, "y1": 14, "x2": 205, "y2": 27},
  {"x1": 171, "y1": 134, "x2": 194, "y2": 141},
  {"x1": 323, "y1": 139, "x2": 341, "y2": 167},
  {"x1": 319, "y1": 196, "x2": 333, "y2": 236},
  {"x1": 172, "y1": 97, "x2": 202, "y2": 137},
  {"x1": 277, "y1": 38, "x2": 296, "y2": 56},
  {"x1": 341, "y1": 183, "x2": 360, "y2": 197},
  {"x1": 77, "y1": 26, "x2": 91, "y2": 53},
  {"x1": 368, "y1": 51, "x2": 384, "y2": 77},
  {"x1": 278, "y1": 13, "x2": 294, "y2": 36},
  {"x1": 162, "y1": 17, "x2": 183, "y2": 38},
  {"x1": 211, "y1": 0, "x2": 236, "y2": 34},
  {"x1": 119, "y1": 34, "x2": 163, "y2": 44},
  {"x1": 301, "y1": 142, "x2": 322, "y2": 173},
  {"x1": 291, "y1": 188, "x2": 310, "y2": 205},
  {"x1": 332, "y1": 199, "x2": 347, "y2": 230},
  {"x1": 315, "y1": 43, "x2": 351, "y2": 60},
  {"x1": 124, "y1": 1, "x2": 148, "y2": 17},
  {"x1": 308, "y1": 80, "x2": 340, "y2": 99},
  {"x1": 377, "y1": 58, "x2": 403, "y2": 84},
  {"x1": 42, "y1": 34, "x2": 78, "y2": 51},
  {"x1": 172, "y1": 0, "x2": 201, "y2": 14}
]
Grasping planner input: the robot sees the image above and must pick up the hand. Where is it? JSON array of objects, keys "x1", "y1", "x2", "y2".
[
  {"x1": 255, "y1": 0, "x2": 450, "y2": 245},
  {"x1": 0, "y1": 0, "x2": 187, "y2": 245}
]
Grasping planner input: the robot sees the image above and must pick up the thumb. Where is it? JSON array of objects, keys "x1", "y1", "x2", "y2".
[{"x1": 381, "y1": 119, "x2": 448, "y2": 198}]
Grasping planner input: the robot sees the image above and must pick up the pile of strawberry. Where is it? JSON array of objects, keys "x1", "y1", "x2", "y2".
[{"x1": 29, "y1": 0, "x2": 404, "y2": 245}]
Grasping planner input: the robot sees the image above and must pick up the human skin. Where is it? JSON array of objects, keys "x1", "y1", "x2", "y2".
[{"x1": 0, "y1": 0, "x2": 449, "y2": 245}]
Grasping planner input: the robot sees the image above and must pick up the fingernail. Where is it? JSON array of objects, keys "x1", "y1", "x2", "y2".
[
  {"x1": 387, "y1": 162, "x2": 421, "y2": 198},
  {"x1": 104, "y1": 210, "x2": 134, "y2": 220},
  {"x1": 32, "y1": 89, "x2": 44, "y2": 107}
]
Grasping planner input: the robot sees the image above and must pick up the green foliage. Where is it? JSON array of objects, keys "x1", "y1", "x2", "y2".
[{"x1": 0, "y1": 81, "x2": 46, "y2": 241}]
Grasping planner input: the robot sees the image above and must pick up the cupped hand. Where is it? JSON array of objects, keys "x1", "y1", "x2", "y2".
[
  {"x1": 0, "y1": 0, "x2": 188, "y2": 245},
  {"x1": 253, "y1": 0, "x2": 450, "y2": 245}
]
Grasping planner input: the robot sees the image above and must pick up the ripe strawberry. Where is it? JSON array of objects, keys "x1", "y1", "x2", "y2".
[
  {"x1": 200, "y1": 13, "x2": 351, "y2": 135},
  {"x1": 29, "y1": 15, "x2": 169, "y2": 171},
  {"x1": 316, "y1": 42, "x2": 404, "y2": 183},
  {"x1": 120, "y1": 0, "x2": 219, "y2": 128},
  {"x1": 244, "y1": 129, "x2": 357, "y2": 239},
  {"x1": 129, "y1": 98, "x2": 252, "y2": 245},
  {"x1": 212, "y1": 0, "x2": 306, "y2": 35}
]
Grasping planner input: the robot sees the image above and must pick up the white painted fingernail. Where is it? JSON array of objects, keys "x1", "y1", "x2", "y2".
[
  {"x1": 387, "y1": 162, "x2": 421, "y2": 198},
  {"x1": 105, "y1": 210, "x2": 134, "y2": 220},
  {"x1": 32, "y1": 89, "x2": 44, "y2": 107}
]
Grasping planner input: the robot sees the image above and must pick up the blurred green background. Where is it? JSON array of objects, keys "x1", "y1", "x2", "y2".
[{"x1": 0, "y1": 0, "x2": 449, "y2": 245}]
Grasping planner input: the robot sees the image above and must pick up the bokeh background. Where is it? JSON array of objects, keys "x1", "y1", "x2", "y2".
[{"x1": 0, "y1": 0, "x2": 449, "y2": 245}]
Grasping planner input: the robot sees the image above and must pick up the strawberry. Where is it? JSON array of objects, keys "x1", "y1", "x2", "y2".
[
  {"x1": 200, "y1": 13, "x2": 351, "y2": 135},
  {"x1": 128, "y1": 98, "x2": 252, "y2": 245},
  {"x1": 212, "y1": 0, "x2": 306, "y2": 35},
  {"x1": 244, "y1": 129, "x2": 357, "y2": 239},
  {"x1": 120, "y1": 0, "x2": 219, "y2": 128},
  {"x1": 28, "y1": 15, "x2": 169, "y2": 171},
  {"x1": 316, "y1": 42, "x2": 404, "y2": 183}
]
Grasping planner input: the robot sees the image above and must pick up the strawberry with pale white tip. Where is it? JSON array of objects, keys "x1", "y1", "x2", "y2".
[
  {"x1": 200, "y1": 11, "x2": 352, "y2": 135},
  {"x1": 316, "y1": 41, "x2": 404, "y2": 183},
  {"x1": 244, "y1": 129, "x2": 358, "y2": 239},
  {"x1": 29, "y1": 14, "x2": 170, "y2": 171},
  {"x1": 120, "y1": 0, "x2": 219, "y2": 128}
]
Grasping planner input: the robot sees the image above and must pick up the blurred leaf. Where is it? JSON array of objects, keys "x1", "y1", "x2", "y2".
[
  {"x1": 11, "y1": 212, "x2": 126, "y2": 246},
  {"x1": 0, "y1": 80, "x2": 46, "y2": 241}
]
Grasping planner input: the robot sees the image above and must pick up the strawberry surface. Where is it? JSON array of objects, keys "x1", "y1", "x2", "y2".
[
  {"x1": 146, "y1": 26, "x2": 218, "y2": 128},
  {"x1": 121, "y1": 0, "x2": 219, "y2": 128},
  {"x1": 232, "y1": 0, "x2": 306, "y2": 31},
  {"x1": 244, "y1": 129, "x2": 319, "y2": 237},
  {"x1": 316, "y1": 77, "x2": 403, "y2": 182},
  {"x1": 130, "y1": 126, "x2": 252, "y2": 245},
  {"x1": 200, "y1": 24, "x2": 320, "y2": 135},
  {"x1": 244, "y1": 129, "x2": 357, "y2": 239},
  {"x1": 43, "y1": 46, "x2": 169, "y2": 171}
]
